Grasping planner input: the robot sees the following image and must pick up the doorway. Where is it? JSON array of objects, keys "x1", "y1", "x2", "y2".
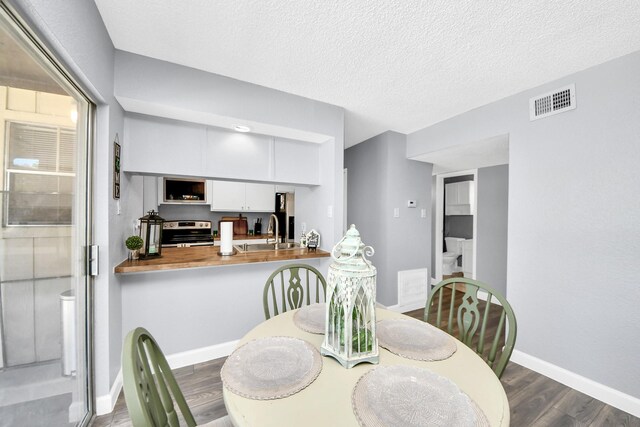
[
  {"x1": 0, "y1": 4, "x2": 94, "y2": 426},
  {"x1": 434, "y1": 169, "x2": 478, "y2": 282}
]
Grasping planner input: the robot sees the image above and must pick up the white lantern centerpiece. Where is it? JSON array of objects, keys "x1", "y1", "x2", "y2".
[{"x1": 321, "y1": 225, "x2": 379, "y2": 368}]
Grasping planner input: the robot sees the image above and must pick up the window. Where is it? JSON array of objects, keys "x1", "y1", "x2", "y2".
[{"x1": 4, "y1": 121, "x2": 76, "y2": 225}]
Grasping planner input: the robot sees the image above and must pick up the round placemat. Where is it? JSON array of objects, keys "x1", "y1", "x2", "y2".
[
  {"x1": 352, "y1": 365, "x2": 489, "y2": 427},
  {"x1": 293, "y1": 303, "x2": 326, "y2": 334},
  {"x1": 377, "y1": 318, "x2": 457, "y2": 361},
  {"x1": 221, "y1": 336, "x2": 322, "y2": 400}
]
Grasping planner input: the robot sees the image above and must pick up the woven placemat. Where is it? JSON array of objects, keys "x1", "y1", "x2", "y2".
[
  {"x1": 293, "y1": 303, "x2": 326, "y2": 334},
  {"x1": 377, "y1": 318, "x2": 457, "y2": 361},
  {"x1": 221, "y1": 336, "x2": 322, "y2": 400},
  {"x1": 352, "y1": 365, "x2": 489, "y2": 427}
]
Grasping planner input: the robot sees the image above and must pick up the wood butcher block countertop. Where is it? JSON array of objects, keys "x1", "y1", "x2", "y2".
[{"x1": 115, "y1": 245, "x2": 330, "y2": 274}]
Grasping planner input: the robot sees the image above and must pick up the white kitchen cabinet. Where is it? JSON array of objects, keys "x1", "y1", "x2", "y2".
[
  {"x1": 123, "y1": 115, "x2": 207, "y2": 176},
  {"x1": 210, "y1": 181, "x2": 275, "y2": 212},
  {"x1": 445, "y1": 181, "x2": 475, "y2": 215},
  {"x1": 245, "y1": 183, "x2": 275, "y2": 211},
  {"x1": 273, "y1": 137, "x2": 320, "y2": 185}
]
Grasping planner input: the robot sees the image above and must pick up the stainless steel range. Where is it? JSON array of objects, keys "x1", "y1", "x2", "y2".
[{"x1": 162, "y1": 220, "x2": 214, "y2": 247}]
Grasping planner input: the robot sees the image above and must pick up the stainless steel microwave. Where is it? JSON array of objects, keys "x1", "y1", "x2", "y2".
[{"x1": 162, "y1": 177, "x2": 208, "y2": 203}]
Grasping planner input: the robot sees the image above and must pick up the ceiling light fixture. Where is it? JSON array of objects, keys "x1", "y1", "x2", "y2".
[{"x1": 234, "y1": 125, "x2": 251, "y2": 133}]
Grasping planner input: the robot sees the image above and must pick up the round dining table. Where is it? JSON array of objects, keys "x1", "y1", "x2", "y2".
[{"x1": 223, "y1": 307, "x2": 510, "y2": 426}]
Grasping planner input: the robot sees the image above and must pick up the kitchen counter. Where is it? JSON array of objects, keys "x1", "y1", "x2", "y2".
[{"x1": 115, "y1": 245, "x2": 330, "y2": 274}]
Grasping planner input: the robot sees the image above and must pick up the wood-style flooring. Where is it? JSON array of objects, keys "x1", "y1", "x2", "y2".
[{"x1": 92, "y1": 306, "x2": 640, "y2": 427}]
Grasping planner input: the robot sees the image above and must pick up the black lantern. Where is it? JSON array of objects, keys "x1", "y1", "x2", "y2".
[{"x1": 139, "y1": 210, "x2": 164, "y2": 258}]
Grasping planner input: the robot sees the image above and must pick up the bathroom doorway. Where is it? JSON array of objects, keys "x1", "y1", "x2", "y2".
[{"x1": 434, "y1": 170, "x2": 477, "y2": 282}]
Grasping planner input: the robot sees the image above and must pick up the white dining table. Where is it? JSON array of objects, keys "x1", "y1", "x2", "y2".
[{"x1": 223, "y1": 308, "x2": 510, "y2": 426}]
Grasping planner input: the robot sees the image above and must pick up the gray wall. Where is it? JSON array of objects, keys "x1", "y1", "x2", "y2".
[
  {"x1": 7, "y1": 0, "x2": 127, "y2": 400},
  {"x1": 345, "y1": 131, "x2": 432, "y2": 306},
  {"x1": 407, "y1": 51, "x2": 640, "y2": 400},
  {"x1": 476, "y1": 164, "x2": 509, "y2": 296}
]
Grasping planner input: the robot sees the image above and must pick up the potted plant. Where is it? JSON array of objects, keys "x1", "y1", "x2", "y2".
[{"x1": 125, "y1": 235, "x2": 144, "y2": 260}]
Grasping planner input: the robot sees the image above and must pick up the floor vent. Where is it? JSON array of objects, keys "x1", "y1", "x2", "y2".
[{"x1": 529, "y1": 84, "x2": 576, "y2": 121}]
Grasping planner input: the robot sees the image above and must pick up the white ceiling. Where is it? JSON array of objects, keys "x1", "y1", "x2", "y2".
[
  {"x1": 94, "y1": 1, "x2": 640, "y2": 148},
  {"x1": 411, "y1": 135, "x2": 509, "y2": 175}
]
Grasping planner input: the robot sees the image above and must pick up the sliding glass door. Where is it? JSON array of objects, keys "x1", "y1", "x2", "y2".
[{"x1": 0, "y1": 4, "x2": 93, "y2": 426}]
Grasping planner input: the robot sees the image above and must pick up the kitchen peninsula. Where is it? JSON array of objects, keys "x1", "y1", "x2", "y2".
[{"x1": 115, "y1": 245, "x2": 330, "y2": 273}]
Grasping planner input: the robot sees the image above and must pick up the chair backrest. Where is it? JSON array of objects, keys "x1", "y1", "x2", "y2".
[
  {"x1": 424, "y1": 277, "x2": 517, "y2": 378},
  {"x1": 123, "y1": 327, "x2": 196, "y2": 427},
  {"x1": 263, "y1": 263, "x2": 327, "y2": 319}
]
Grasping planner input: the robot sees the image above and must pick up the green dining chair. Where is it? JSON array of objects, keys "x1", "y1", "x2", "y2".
[
  {"x1": 263, "y1": 263, "x2": 327, "y2": 319},
  {"x1": 122, "y1": 327, "x2": 233, "y2": 427},
  {"x1": 424, "y1": 277, "x2": 517, "y2": 378}
]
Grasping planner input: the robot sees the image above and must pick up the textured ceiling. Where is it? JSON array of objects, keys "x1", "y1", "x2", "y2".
[{"x1": 94, "y1": 0, "x2": 640, "y2": 148}]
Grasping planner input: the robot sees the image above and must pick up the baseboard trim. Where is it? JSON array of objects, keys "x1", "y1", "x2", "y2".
[
  {"x1": 477, "y1": 290, "x2": 503, "y2": 306},
  {"x1": 96, "y1": 369, "x2": 122, "y2": 416},
  {"x1": 94, "y1": 339, "x2": 239, "y2": 415},
  {"x1": 165, "y1": 339, "x2": 239, "y2": 370},
  {"x1": 511, "y1": 350, "x2": 640, "y2": 418},
  {"x1": 385, "y1": 301, "x2": 425, "y2": 313}
]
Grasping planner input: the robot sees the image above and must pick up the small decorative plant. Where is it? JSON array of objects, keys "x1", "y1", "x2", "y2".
[{"x1": 125, "y1": 235, "x2": 143, "y2": 260}]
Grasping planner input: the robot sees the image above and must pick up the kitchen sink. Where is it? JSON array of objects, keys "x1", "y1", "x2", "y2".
[{"x1": 234, "y1": 242, "x2": 301, "y2": 252}]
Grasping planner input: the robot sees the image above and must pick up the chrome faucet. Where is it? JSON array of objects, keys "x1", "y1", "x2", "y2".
[{"x1": 267, "y1": 214, "x2": 279, "y2": 248}]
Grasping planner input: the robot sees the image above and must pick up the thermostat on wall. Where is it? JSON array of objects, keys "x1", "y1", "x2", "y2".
[{"x1": 407, "y1": 200, "x2": 416, "y2": 208}]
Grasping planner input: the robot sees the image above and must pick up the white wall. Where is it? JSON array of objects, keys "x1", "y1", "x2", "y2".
[{"x1": 408, "y1": 51, "x2": 640, "y2": 410}]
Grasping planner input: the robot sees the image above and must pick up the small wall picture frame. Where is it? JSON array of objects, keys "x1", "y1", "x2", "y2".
[{"x1": 113, "y1": 134, "x2": 121, "y2": 199}]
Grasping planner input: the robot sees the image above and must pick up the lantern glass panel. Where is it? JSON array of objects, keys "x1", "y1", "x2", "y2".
[{"x1": 138, "y1": 210, "x2": 164, "y2": 258}]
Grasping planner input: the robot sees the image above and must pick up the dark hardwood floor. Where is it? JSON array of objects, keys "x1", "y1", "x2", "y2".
[{"x1": 93, "y1": 305, "x2": 640, "y2": 427}]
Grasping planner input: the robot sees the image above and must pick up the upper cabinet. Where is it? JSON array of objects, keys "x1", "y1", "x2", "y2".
[
  {"x1": 123, "y1": 115, "x2": 321, "y2": 186},
  {"x1": 123, "y1": 115, "x2": 207, "y2": 176},
  {"x1": 445, "y1": 181, "x2": 475, "y2": 215},
  {"x1": 203, "y1": 128, "x2": 272, "y2": 181},
  {"x1": 210, "y1": 181, "x2": 275, "y2": 212},
  {"x1": 273, "y1": 137, "x2": 319, "y2": 185}
]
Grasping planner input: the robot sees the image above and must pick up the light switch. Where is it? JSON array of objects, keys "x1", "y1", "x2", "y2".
[
  {"x1": 393, "y1": 208, "x2": 399, "y2": 218},
  {"x1": 116, "y1": 200, "x2": 121, "y2": 215}
]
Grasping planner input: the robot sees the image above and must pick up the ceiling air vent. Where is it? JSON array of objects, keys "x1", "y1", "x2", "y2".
[{"x1": 529, "y1": 83, "x2": 576, "y2": 121}]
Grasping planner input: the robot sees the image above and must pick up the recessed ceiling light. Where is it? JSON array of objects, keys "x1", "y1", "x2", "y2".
[{"x1": 234, "y1": 125, "x2": 251, "y2": 133}]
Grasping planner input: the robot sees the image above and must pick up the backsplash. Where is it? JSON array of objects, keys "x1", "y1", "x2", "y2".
[{"x1": 157, "y1": 204, "x2": 271, "y2": 234}]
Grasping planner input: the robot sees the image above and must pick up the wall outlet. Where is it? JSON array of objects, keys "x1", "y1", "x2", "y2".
[
  {"x1": 407, "y1": 200, "x2": 416, "y2": 208},
  {"x1": 301, "y1": 222, "x2": 307, "y2": 233},
  {"x1": 116, "y1": 200, "x2": 121, "y2": 215},
  {"x1": 393, "y1": 207, "x2": 400, "y2": 218},
  {"x1": 327, "y1": 205, "x2": 333, "y2": 218},
  {"x1": 421, "y1": 208, "x2": 427, "y2": 218}
]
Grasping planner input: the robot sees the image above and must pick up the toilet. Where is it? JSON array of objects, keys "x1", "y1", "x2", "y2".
[{"x1": 443, "y1": 237, "x2": 465, "y2": 275}]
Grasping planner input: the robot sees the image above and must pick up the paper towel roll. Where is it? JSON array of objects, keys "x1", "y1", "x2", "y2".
[{"x1": 220, "y1": 222, "x2": 234, "y2": 255}]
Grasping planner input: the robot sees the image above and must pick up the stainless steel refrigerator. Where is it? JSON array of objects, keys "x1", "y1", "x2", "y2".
[{"x1": 275, "y1": 192, "x2": 295, "y2": 241}]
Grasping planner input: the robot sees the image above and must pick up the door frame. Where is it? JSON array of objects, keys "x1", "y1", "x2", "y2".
[
  {"x1": 434, "y1": 169, "x2": 478, "y2": 282},
  {"x1": 0, "y1": 3, "x2": 95, "y2": 425}
]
